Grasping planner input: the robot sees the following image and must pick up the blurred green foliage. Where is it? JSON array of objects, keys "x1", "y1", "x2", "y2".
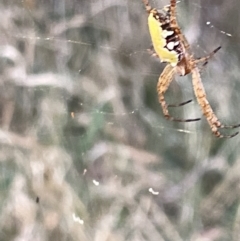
[{"x1": 0, "y1": 0, "x2": 240, "y2": 240}]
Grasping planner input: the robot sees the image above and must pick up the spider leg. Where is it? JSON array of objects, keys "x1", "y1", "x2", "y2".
[
  {"x1": 195, "y1": 46, "x2": 221, "y2": 67},
  {"x1": 191, "y1": 65, "x2": 239, "y2": 138},
  {"x1": 147, "y1": 47, "x2": 159, "y2": 58},
  {"x1": 170, "y1": 0, "x2": 177, "y2": 25},
  {"x1": 169, "y1": 0, "x2": 191, "y2": 53},
  {"x1": 142, "y1": 0, "x2": 152, "y2": 13},
  {"x1": 148, "y1": 48, "x2": 194, "y2": 108},
  {"x1": 214, "y1": 129, "x2": 239, "y2": 138},
  {"x1": 168, "y1": 99, "x2": 193, "y2": 107},
  {"x1": 219, "y1": 123, "x2": 240, "y2": 129},
  {"x1": 222, "y1": 132, "x2": 239, "y2": 138},
  {"x1": 157, "y1": 64, "x2": 201, "y2": 122}
]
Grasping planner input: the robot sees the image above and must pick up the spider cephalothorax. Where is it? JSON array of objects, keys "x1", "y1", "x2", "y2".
[{"x1": 143, "y1": 0, "x2": 240, "y2": 138}]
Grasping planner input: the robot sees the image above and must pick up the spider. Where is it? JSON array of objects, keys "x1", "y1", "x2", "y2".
[{"x1": 143, "y1": 0, "x2": 240, "y2": 138}]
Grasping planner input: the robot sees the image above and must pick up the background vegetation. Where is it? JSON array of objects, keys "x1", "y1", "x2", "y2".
[{"x1": 1, "y1": 0, "x2": 240, "y2": 240}]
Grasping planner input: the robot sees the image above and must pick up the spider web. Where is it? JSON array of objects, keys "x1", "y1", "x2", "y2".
[{"x1": 1, "y1": 0, "x2": 240, "y2": 241}]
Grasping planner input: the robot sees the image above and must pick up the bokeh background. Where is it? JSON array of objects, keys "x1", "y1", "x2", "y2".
[{"x1": 1, "y1": 0, "x2": 240, "y2": 240}]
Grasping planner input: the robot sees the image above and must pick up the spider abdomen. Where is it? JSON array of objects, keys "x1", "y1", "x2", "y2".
[{"x1": 148, "y1": 10, "x2": 183, "y2": 66}]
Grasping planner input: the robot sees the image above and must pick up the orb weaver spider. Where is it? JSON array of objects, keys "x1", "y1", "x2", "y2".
[{"x1": 143, "y1": 0, "x2": 240, "y2": 138}]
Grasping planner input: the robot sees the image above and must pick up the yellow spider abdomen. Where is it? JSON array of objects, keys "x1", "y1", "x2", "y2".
[{"x1": 148, "y1": 12, "x2": 179, "y2": 66}]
